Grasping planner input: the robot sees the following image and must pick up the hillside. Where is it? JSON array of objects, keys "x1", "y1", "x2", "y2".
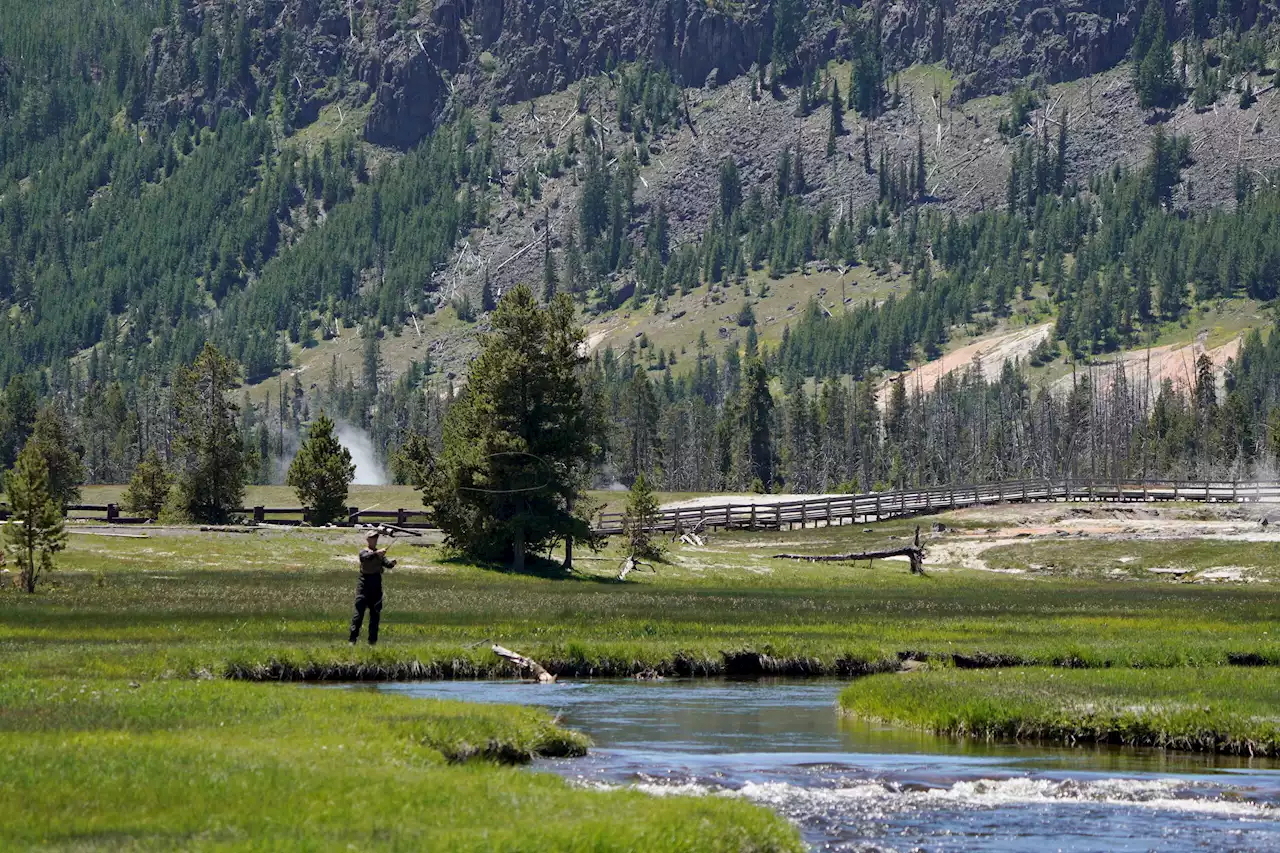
[{"x1": 6, "y1": 0, "x2": 1280, "y2": 490}]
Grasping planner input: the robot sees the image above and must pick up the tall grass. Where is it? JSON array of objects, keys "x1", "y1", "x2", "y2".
[
  {"x1": 840, "y1": 668, "x2": 1280, "y2": 756},
  {"x1": 0, "y1": 678, "x2": 803, "y2": 851}
]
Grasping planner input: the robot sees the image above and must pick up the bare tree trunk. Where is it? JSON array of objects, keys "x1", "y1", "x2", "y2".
[
  {"x1": 563, "y1": 536, "x2": 573, "y2": 571},
  {"x1": 513, "y1": 534, "x2": 525, "y2": 572}
]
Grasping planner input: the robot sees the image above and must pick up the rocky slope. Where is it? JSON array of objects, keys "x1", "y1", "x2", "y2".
[{"x1": 145, "y1": 0, "x2": 1194, "y2": 151}]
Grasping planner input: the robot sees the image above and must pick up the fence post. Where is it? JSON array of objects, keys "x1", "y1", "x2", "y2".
[
  {"x1": 397, "y1": 508, "x2": 407, "y2": 525},
  {"x1": 750, "y1": 504, "x2": 757, "y2": 530},
  {"x1": 347, "y1": 506, "x2": 359, "y2": 524},
  {"x1": 106, "y1": 503, "x2": 119, "y2": 523},
  {"x1": 254, "y1": 506, "x2": 265, "y2": 523},
  {"x1": 875, "y1": 492, "x2": 882, "y2": 521}
]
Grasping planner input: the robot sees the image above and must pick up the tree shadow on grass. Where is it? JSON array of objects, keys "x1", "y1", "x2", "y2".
[{"x1": 436, "y1": 554, "x2": 628, "y2": 584}]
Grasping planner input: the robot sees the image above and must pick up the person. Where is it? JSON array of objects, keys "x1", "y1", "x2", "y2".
[{"x1": 349, "y1": 529, "x2": 396, "y2": 646}]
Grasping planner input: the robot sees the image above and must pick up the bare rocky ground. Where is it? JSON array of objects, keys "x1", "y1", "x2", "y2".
[
  {"x1": 925, "y1": 501, "x2": 1280, "y2": 582},
  {"x1": 402, "y1": 59, "x2": 1280, "y2": 380},
  {"x1": 661, "y1": 495, "x2": 1280, "y2": 583}
]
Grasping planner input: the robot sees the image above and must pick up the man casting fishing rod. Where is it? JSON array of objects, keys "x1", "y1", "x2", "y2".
[{"x1": 349, "y1": 528, "x2": 397, "y2": 646}]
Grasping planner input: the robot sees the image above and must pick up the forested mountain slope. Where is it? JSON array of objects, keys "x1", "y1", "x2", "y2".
[{"x1": 4, "y1": 0, "x2": 1280, "y2": 489}]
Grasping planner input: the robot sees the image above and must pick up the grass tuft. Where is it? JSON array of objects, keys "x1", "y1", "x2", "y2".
[{"x1": 839, "y1": 667, "x2": 1280, "y2": 756}]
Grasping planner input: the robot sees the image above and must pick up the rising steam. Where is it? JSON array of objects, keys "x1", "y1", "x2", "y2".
[{"x1": 335, "y1": 421, "x2": 389, "y2": 486}]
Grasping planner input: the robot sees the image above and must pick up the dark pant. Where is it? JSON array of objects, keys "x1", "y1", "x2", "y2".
[{"x1": 349, "y1": 573, "x2": 383, "y2": 645}]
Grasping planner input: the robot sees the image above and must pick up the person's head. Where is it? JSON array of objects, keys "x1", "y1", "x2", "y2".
[{"x1": 365, "y1": 530, "x2": 379, "y2": 548}]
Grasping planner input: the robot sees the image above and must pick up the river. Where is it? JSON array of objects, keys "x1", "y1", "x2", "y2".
[{"x1": 366, "y1": 679, "x2": 1280, "y2": 852}]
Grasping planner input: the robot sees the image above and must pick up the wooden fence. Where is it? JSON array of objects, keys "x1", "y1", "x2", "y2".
[
  {"x1": 590, "y1": 478, "x2": 1280, "y2": 535},
  {"x1": 16, "y1": 478, "x2": 1280, "y2": 534}
]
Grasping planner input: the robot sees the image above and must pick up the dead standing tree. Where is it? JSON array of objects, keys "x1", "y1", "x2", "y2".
[{"x1": 772, "y1": 526, "x2": 926, "y2": 575}]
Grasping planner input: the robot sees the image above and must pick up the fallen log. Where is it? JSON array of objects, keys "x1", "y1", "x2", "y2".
[
  {"x1": 71, "y1": 530, "x2": 150, "y2": 539},
  {"x1": 491, "y1": 644, "x2": 555, "y2": 683},
  {"x1": 773, "y1": 528, "x2": 926, "y2": 574}
]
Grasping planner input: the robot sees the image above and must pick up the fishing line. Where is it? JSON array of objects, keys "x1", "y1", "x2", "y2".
[{"x1": 456, "y1": 451, "x2": 555, "y2": 494}]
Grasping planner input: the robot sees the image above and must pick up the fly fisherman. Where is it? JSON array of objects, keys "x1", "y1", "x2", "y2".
[{"x1": 349, "y1": 529, "x2": 396, "y2": 646}]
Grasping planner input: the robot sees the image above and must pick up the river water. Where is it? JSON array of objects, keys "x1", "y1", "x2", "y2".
[{"x1": 369, "y1": 679, "x2": 1280, "y2": 852}]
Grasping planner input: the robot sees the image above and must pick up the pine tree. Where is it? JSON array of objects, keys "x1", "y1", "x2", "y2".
[
  {"x1": 621, "y1": 472, "x2": 662, "y2": 560},
  {"x1": 542, "y1": 213, "x2": 558, "y2": 302},
  {"x1": 791, "y1": 149, "x2": 807, "y2": 196},
  {"x1": 172, "y1": 343, "x2": 247, "y2": 523},
  {"x1": 481, "y1": 266, "x2": 496, "y2": 311},
  {"x1": 719, "y1": 157, "x2": 742, "y2": 218},
  {"x1": 1240, "y1": 78, "x2": 1255, "y2": 109},
  {"x1": 122, "y1": 449, "x2": 174, "y2": 520},
  {"x1": 1134, "y1": 0, "x2": 1178, "y2": 109},
  {"x1": 729, "y1": 358, "x2": 775, "y2": 490},
  {"x1": 392, "y1": 432, "x2": 436, "y2": 487},
  {"x1": 862, "y1": 124, "x2": 872, "y2": 173},
  {"x1": 424, "y1": 286, "x2": 605, "y2": 571},
  {"x1": 25, "y1": 406, "x2": 84, "y2": 509},
  {"x1": 287, "y1": 413, "x2": 355, "y2": 525},
  {"x1": 3, "y1": 442, "x2": 66, "y2": 594}
]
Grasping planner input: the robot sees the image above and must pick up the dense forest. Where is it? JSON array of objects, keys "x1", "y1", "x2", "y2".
[{"x1": 3, "y1": 0, "x2": 1280, "y2": 495}]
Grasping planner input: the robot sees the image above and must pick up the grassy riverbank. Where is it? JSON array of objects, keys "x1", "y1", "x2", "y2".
[
  {"x1": 3, "y1": 505, "x2": 1279, "y2": 846},
  {"x1": 838, "y1": 667, "x2": 1280, "y2": 756},
  {"x1": 0, "y1": 678, "x2": 801, "y2": 851},
  {"x1": 6, "y1": 518, "x2": 1280, "y2": 680}
]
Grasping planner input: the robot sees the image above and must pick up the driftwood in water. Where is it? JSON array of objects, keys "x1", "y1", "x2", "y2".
[
  {"x1": 491, "y1": 644, "x2": 555, "y2": 683},
  {"x1": 773, "y1": 527, "x2": 926, "y2": 575}
]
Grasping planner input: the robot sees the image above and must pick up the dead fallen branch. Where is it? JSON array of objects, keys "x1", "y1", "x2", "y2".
[
  {"x1": 71, "y1": 530, "x2": 149, "y2": 539},
  {"x1": 773, "y1": 528, "x2": 926, "y2": 574},
  {"x1": 618, "y1": 555, "x2": 657, "y2": 581},
  {"x1": 491, "y1": 644, "x2": 555, "y2": 683}
]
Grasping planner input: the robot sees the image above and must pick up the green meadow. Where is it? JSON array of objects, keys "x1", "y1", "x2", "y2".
[{"x1": 2, "y1": 510, "x2": 1278, "y2": 848}]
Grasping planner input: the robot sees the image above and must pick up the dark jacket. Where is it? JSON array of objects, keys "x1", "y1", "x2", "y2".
[{"x1": 358, "y1": 548, "x2": 395, "y2": 575}]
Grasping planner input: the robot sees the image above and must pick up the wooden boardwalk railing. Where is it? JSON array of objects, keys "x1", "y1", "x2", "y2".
[
  {"x1": 16, "y1": 478, "x2": 1280, "y2": 534},
  {"x1": 594, "y1": 478, "x2": 1280, "y2": 535}
]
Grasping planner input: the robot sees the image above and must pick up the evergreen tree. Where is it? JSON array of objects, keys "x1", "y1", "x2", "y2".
[
  {"x1": 862, "y1": 124, "x2": 872, "y2": 173},
  {"x1": 481, "y1": 267, "x2": 496, "y2": 312},
  {"x1": 0, "y1": 377, "x2": 38, "y2": 470},
  {"x1": 729, "y1": 358, "x2": 775, "y2": 490},
  {"x1": 362, "y1": 328, "x2": 382, "y2": 401},
  {"x1": 771, "y1": 0, "x2": 804, "y2": 77},
  {"x1": 424, "y1": 286, "x2": 604, "y2": 571},
  {"x1": 172, "y1": 343, "x2": 247, "y2": 523},
  {"x1": 719, "y1": 157, "x2": 742, "y2": 219},
  {"x1": 392, "y1": 431, "x2": 436, "y2": 487},
  {"x1": 1134, "y1": 0, "x2": 1178, "y2": 109},
  {"x1": 287, "y1": 412, "x2": 355, "y2": 525},
  {"x1": 542, "y1": 214, "x2": 558, "y2": 302},
  {"x1": 122, "y1": 449, "x2": 173, "y2": 520},
  {"x1": 621, "y1": 472, "x2": 662, "y2": 560},
  {"x1": 1240, "y1": 78, "x2": 1255, "y2": 109},
  {"x1": 25, "y1": 406, "x2": 84, "y2": 509},
  {"x1": 3, "y1": 442, "x2": 66, "y2": 594}
]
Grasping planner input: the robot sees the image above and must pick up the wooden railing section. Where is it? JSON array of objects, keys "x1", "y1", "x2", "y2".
[{"x1": 17, "y1": 478, "x2": 1280, "y2": 533}]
